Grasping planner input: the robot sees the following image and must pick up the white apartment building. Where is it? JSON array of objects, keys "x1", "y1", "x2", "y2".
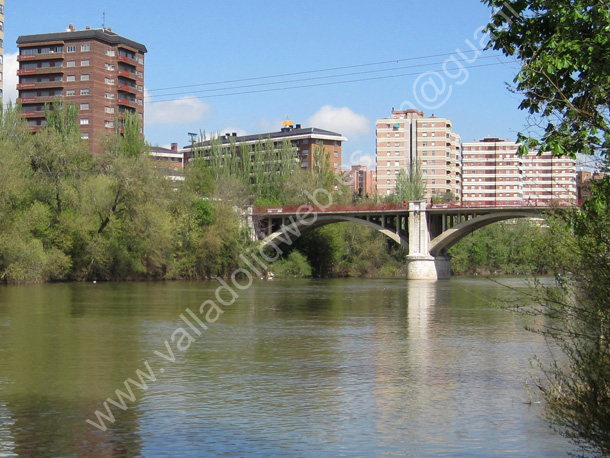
[
  {"x1": 376, "y1": 109, "x2": 462, "y2": 200},
  {"x1": 462, "y1": 137, "x2": 576, "y2": 206}
]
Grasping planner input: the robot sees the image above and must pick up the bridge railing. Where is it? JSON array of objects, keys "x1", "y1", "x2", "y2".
[
  {"x1": 253, "y1": 202, "x2": 407, "y2": 214},
  {"x1": 253, "y1": 199, "x2": 581, "y2": 215},
  {"x1": 428, "y1": 199, "x2": 581, "y2": 209}
]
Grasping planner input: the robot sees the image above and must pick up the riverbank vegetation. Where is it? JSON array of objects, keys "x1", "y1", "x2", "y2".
[{"x1": 484, "y1": 0, "x2": 610, "y2": 455}]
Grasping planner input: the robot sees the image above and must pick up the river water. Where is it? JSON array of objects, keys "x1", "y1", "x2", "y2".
[{"x1": 0, "y1": 278, "x2": 574, "y2": 457}]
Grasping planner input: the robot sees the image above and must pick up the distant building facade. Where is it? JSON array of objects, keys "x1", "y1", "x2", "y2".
[
  {"x1": 461, "y1": 137, "x2": 577, "y2": 205},
  {"x1": 576, "y1": 170, "x2": 606, "y2": 202},
  {"x1": 345, "y1": 165, "x2": 377, "y2": 198},
  {"x1": 150, "y1": 143, "x2": 186, "y2": 181},
  {"x1": 184, "y1": 122, "x2": 346, "y2": 173},
  {"x1": 376, "y1": 109, "x2": 462, "y2": 200},
  {"x1": 17, "y1": 25, "x2": 146, "y2": 154}
]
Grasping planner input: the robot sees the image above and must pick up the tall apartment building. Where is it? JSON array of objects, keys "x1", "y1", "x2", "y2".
[
  {"x1": 17, "y1": 25, "x2": 146, "y2": 154},
  {"x1": 376, "y1": 109, "x2": 462, "y2": 200},
  {"x1": 461, "y1": 137, "x2": 576, "y2": 205},
  {"x1": 345, "y1": 164, "x2": 377, "y2": 198},
  {"x1": 185, "y1": 121, "x2": 346, "y2": 173},
  {"x1": 0, "y1": 0, "x2": 4, "y2": 97}
]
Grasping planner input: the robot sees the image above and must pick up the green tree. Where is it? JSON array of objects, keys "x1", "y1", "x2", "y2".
[
  {"x1": 484, "y1": 1, "x2": 610, "y2": 454},
  {"x1": 484, "y1": 0, "x2": 610, "y2": 159},
  {"x1": 394, "y1": 160, "x2": 426, "y2": 203}
]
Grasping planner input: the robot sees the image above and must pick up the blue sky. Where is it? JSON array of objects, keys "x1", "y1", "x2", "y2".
[{"x1": 5, "y1": 0, "x2": 532, "y2": 166}]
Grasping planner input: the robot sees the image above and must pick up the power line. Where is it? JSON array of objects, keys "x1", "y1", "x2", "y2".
[
  {"x1": 145, "y1": 49, "x2": 492, "y2": 93},
  {"x1": 145, "y1": 54, "x2": 505, "y2": 101},
  {"x1": 145, "y1": 61, "x2": 516, "y2": 104}
]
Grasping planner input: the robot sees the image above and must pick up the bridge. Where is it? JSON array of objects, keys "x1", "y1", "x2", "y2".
[{"x1": 249, "y1": 200, "x2": 578, "y2": 280}]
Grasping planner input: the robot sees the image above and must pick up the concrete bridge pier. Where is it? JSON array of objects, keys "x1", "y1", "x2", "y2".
[{"x1": 406, "y1": 201, "x2": 450, "y2": 280}]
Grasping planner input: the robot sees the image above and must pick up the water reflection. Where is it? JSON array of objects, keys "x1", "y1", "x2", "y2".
[{"x1": 0, "y1": 279, "x2": 572, "y2": 457}]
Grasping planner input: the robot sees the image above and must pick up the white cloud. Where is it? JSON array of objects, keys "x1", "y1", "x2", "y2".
[
  {"x1": 145, "y1": 89, "x2": 211, "y2": 125},
  {"x1": 3, "y1": 52, "x2": 19, "y2": 104},
  {"x1": 307, "y1": 105, "x2": 371, "y2": 138}
]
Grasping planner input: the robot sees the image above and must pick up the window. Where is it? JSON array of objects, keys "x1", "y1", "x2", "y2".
[
  {"x1": 66, "y1": 90, "x2": 75, "y2": 97},
  {"x1": 395, "y1": 143, "x2": 400, "y2": 147},
  {"x1": 105, "y1": 106, "x2": 115, "y2": 114},
  {"x1": 301, "y1": 161, "x2": 309, "y2": 168},
  {"x1": 81, "y1": 133, "x2": 89, "y2": 140},
  {"x1": 80, "y1": 103, "x2": 89, "y2": 110},
  {"x1": 105, "y1": 92, "x2": 115, "y2": 99},
  {"x1": 302, "y1": 149, "x2": 309, "y2": 156},
  {"x1": 105, "y1": 49, "x2": 116, "y2": 56},
  {"x1": 67, "y1": 60, "x2": 76, "y2": 67},
  {"x1": 81, "y1": 59, "x2": 90, "y2": 66},
  {"x1": 105, "y1": 77, "x2": 115, "y2": 85},
  {"x1": 333, "y1": 162, "x2": 338, "y2": 169},
  {"x1": 394, "y1": 161, "x2": 399, "y2": 166},
  {"x1": 105, "y1": 121, "x2": 114, "y2": 128},
  {"x1": 80, "y1": 89, "x2": 90, "y2": 96},
  {"x1": 66, "y1": 75, "x2": 76, "y2": 82},
  {"x1": 67, "y1": 45, "x2": 76, "y2": 53},
  {"x1": 80, "y1": 118, "x2": 89, "y2": 125},
  {"x1": 81, "y1": 44, "x2": 90, "y2": 52},
  {"x1": 81, "y1": 74, "x2": 90, "y2": 81},
  {"x1": 105, "y1": 63, "x2": 116, "y2": 71},
  {"x1": 333, "y1": 151, "x2": 338, "y2": 157}
]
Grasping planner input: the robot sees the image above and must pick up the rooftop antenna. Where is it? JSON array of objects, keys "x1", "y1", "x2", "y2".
[{"x1": 102, "y1": 10, "x2": 106, "y2": 30}]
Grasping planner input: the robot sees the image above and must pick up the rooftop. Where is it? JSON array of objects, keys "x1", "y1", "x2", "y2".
[
  {"x1": 187, "y1": 126, "x2": 347, "y2": 149},
  {"x1": 17, "y1": 27, "x2": 147, "y2": 53}
]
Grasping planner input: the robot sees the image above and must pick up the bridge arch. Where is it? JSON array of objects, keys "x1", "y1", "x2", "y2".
[
  {"x1": 261, "y1": 215, "x2": 408, "y2": 249},
  {"x1": 428, "y1": 211, "x2": 543, "y2": 256}
]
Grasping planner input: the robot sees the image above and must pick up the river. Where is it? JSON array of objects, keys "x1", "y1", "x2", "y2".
[{"x1": 0, "y1": 278, "x2": 574, "y2": 457}]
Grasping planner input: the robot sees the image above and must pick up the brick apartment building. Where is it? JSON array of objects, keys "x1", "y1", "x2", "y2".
[
  {"x1": 17, "y1": 25, "x2": 146, "y2": 154},
  {"x1": 461, "y1": 137, "x2": 576, "y2": 205},
  {"x1": 376, "y1": 109, "x2": 462, "y2": 200},
  {"x1": 576, "y1": 170, "x2": 606, "y2": 202},
  {"x1": 185, "y1": 121, "x2": 346, "y2": 173},
  {"x1": 344, "y1": 165, "x2": 377, "y2": 198}
]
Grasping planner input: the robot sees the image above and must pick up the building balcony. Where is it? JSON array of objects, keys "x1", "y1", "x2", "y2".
[
  {"x1": 21, "y1": 111, "x2": 46, "y2": 118},
  {"x1": 18, "y1": 53, "x2": 63, "y2": 62},
  {"x1": 118, "y1": 83, "x2": 137, "y2": 94},
  {"x1": 18, "y1": 66, "x2": 64, "y2": 75},
  {"x1": 118, "y1": 55, "x2": 137, "y2": 64},
  {"x1": 18, "y1": 96, "x2": 58, "y2": 105},
  {"x1": 117, "y1": 98, "x2": 138, "y2": 108},
  {"x1": 118, "y1": 69, "x2": 137, "y2": 79},
  {"x1": 18, "y1": 81, "x2": 63, "y2": 90}
]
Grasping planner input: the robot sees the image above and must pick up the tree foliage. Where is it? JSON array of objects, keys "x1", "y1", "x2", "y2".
[
  {"x1": 392, "y1": 160, "x2": 426, "y2": 203},
  {"x1": 484, "y1": 0, "x2": 610, "y2": 159}
]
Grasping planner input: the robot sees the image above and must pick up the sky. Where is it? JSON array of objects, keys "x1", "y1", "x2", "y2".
[{"x1": 4, "y1": 0, "x2": 535, "y2": 167}]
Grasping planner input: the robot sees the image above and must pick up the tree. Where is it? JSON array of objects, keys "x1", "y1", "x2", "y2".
[
  {"x1": 394, "y1": 160, "x2": 426, "y2": 203},
  {"x1": 484, "y1": 0, "x2": 610, "y2": 159},
  {"x1": 484, "y1": 1, "x2": 610, "y2": 455}
]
